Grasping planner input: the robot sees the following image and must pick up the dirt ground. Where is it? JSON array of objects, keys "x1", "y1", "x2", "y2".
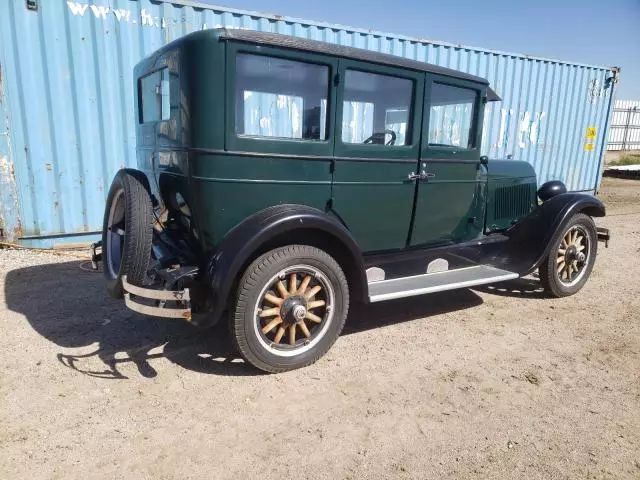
[{"x1": 1, "y1": 178, "x2": 639, "y2": 480}]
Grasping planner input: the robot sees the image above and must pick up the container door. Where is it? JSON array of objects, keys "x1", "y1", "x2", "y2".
[
  {"x1": 331, "y1": 60, "x2": 424, "y2": 253},
  {"x1": 409, "y1": 77, "x2": 487, "y2": 247}
]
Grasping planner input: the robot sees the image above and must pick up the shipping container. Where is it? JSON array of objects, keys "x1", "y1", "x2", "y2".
[
  {"x1": 0, "y1": 0, "x2": 618, "y2": 246},
  {"x1": 607, "y1": 100, "x2": 640, "y2": 151}
]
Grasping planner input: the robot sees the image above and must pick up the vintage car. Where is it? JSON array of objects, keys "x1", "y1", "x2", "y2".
[{"x1": 95, "y1": 28, "x2": 610, "y2": 373}]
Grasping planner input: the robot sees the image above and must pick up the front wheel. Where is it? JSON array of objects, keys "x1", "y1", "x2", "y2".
[
  {"x1": 232, "y1": 245, "x2": 349, "y2": 373},
  {"x1": 539, "y1": 213, "x2": 597, "y2": 297}
]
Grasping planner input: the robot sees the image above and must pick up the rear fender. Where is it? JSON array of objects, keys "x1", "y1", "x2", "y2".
[
  {"x1": 503, "y1": 193, "x2": 605, "y2": 275},
  {"x1": 200, "y1": 204, "x2": 367, "y2": 328}
]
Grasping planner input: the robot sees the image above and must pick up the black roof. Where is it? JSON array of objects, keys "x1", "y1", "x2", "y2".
[{"x1": 218, "y1": 28, "x2": 501, "y2": 101}]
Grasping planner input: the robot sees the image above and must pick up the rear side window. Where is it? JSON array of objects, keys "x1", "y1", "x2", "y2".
[
  {"x1": 341, "y1": 70, "x2": 413, "y2": 146},
  {"x1": 235, "y1": 54, "x2": 330, "y2": 140},
  {"x1": 427, "y1": 83, "x2": 477, "y2": 148},
  {"x1": 138, "y1": 68, "x2": 171, "y2": 124}
]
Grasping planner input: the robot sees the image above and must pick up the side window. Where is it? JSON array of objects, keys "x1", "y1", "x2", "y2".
[
  {"x1": 342, "y1": 70, "x2": 413, "y2": 146},
  {"x1": 427, "y1": 83, "x2": 477, "y2": 148},
  {"x1": 139, "y1": 68, "x2": 171, "y2": 124},
  {"x1": 235, "y1": 54, "x2": 329, "y2": 140}
]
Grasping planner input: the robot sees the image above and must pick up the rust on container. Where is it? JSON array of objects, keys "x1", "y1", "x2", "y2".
[{"x1": 0, "y1": 154, "x2": 22, "y2": 241}]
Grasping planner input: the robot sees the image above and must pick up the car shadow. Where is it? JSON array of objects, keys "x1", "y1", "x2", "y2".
[
  {"x1": 4, "y1": 260, "x2": 484, "y2": 379},
  {"x1": 472, "y1": 276, "x2": 547, "y2": 299}
]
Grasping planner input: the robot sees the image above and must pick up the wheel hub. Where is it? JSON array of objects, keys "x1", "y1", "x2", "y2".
[
  {"x1": 565, "y1": 245, "x2": 578, "y2": 263},
  {"x1": 280, "y1": 296, "x2": 307, "y2": 326}
]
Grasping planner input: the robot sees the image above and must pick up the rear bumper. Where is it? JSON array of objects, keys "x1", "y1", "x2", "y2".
[
  {"x1": 92, "y1": 239, "x2": 197, "y2": 320},
  {"x1": 122, "y1": 275, "x2": 192, "y2": 320}
]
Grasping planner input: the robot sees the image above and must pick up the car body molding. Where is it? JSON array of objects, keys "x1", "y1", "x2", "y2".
[{"x1": 201, "y1": 204, "x2": 367, "y2": 327}]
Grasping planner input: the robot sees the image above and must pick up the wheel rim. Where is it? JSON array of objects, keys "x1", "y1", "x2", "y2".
[
  {"x1": 253, "y1": 264, "x2": 335, "y2": 358},
  {"x1": 556, "y1": 225, "x2": 591, "y2": 287},
  {"x1": 106, "y1": 188, "x2": 125, "y2": 278}
]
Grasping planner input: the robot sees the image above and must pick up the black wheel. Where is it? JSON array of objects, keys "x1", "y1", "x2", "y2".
[
  {"x1": 102, "y1": 170, "x2": 153, "y2": 298},
  {"x1": 539, "y1": 213, "x2": 597, "y2": 298},
  {"x1": 232, "y1": 245, "x2": 349, "y2": 373}
]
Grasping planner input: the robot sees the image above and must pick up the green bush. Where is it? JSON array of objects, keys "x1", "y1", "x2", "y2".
[{"x1": 609, "y1": 154, "x2": 640, "y2": 166}]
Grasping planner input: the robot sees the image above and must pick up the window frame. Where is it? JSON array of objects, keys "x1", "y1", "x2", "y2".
[
  {"x1": 225, "y1": 42, "x2": 338, "y2": 156},
  {"x1": 334, "y1": 59, "x2": 424, "y2": 160},
  {"x1": 422, "y1": 75, "x2": 485, "y2": 161},
  {"x1": 138, "y1": 68, "x2": 168, "y2": 125}
]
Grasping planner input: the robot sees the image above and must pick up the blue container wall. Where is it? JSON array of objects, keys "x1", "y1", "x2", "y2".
[{"x1": 0, "y1": 0, "x2": 616, "y2": 245}]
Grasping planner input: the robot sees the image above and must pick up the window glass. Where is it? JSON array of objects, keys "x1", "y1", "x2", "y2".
[
  {"x1": 139, "y1": 68, "x2": 171, "y2": 123},
  {"x1": 428, "y1": 83, "x2": 477, "y2": 148},
  {"x1": 235, "y1": 54, "x2": 329, "y2": 140},
  {"x1": 342, "y1": 70, "x2": 413, "y2": 146}
]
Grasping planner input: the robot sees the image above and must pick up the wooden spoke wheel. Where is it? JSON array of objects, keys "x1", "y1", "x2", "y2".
[
  {"x1": 556, "y1": 225, "x2": 590, "y2": 286},
  {"x1": 232, "y1": 245, "x2": 349, "y2": 373},
  {"x1": 254, "y1": 265, "x2": 335, "y2": 354},
  {"x1": 539, "y1": 213, "x2": 597, "y2": 298}
]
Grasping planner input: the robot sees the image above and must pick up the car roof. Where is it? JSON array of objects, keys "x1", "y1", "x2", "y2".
[{"x1": 217, "y1": 28, "x2": 501, "y2": 101}]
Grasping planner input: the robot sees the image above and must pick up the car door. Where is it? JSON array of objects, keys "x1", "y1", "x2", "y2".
[
  {"x1": 409, "y1": 76, "x2": 488, "y2": 247},
  {"x1": 331, "y1": 60, "x2": 424, "y2": 253}
]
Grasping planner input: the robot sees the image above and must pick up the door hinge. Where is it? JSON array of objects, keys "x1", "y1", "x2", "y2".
[
  {"x1": 26, "y1": 0, "x2": 38, "y2": 11},
  {"x1": 334, "y1": 73, "x2": 340, "y2": 86},
  {"x1": 329, "y1": 160, "x2": 335, "y2": 174}
]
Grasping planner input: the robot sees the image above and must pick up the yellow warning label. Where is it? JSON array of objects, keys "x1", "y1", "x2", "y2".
[
  {"x1": 586, "y1": 127, "x2": 597, "y2": 139},
  {"x1": 584, "y1": 143, "x2": 595, "y2": 152}
]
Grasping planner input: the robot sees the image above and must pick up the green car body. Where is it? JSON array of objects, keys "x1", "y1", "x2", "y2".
[
  {"x1": 100, "y1": 28, "x2": 607, "y2": 372},
  {"x1": 133, "y1": 29, "x2": 537, "y2": 255}
]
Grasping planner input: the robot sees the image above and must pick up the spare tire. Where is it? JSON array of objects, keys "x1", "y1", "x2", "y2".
[{"x1": 102, "y1": 170, "x2": 153, "y2": 298}]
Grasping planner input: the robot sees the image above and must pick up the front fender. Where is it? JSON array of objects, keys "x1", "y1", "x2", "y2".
[
  {"x1": 200, "y1": 204, "x2": 366, "y2": 327},
  {"x1": 503, "y1": 193, "x2": 605, "y2": 275}
]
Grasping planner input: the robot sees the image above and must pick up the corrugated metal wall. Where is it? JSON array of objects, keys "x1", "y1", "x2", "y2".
[
  {"x1": 0, "y1": 0, "x2": 617, "y2": 246},
  {"x1": 608, "y1": 100, "x2": 640, "y2": 151}
]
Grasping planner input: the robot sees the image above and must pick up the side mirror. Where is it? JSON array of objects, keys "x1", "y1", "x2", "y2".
[{"x1": 480, "y1": 156, "x2": 488, "y2": 166}]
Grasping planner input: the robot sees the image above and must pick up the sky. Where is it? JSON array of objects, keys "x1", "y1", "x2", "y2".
[{"x1": 199, "y1": 0, "x2": 640, "y2": 99}]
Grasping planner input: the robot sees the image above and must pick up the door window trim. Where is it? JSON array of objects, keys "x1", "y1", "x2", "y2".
[
  {"x1": 334, "y1": 59, "x2": 424, "y2": 160},
  {"x1": 225, "y1": 42, "x2": 338, "y2": 156},
  {"x1": 422, "y1": 75, "x2": 485, "y2": 161}
]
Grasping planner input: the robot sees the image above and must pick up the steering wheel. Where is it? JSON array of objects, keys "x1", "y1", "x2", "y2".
[{"x1": 363, "y1": 129, "x2": 397, "y2": 146}]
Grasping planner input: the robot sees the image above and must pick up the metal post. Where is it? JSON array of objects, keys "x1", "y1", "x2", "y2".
[{"x1": 621, "y1": 107, "x2": 633, "y2": 151}]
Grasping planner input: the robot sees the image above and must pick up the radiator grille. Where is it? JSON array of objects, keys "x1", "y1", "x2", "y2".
[{"x1": 494, "y1": 184, "x2": 533, "y2": 221}]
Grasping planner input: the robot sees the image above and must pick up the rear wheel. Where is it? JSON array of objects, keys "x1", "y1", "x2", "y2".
[
  {"x1": 232, "y1": 245, "x2": 349, "y2": 373},
  {"x1": 102, "y1": 170, "x2": 153, "y2": 298},
  {"x1": 539, "y1": 213, "x2": 597, "y2": 297}
]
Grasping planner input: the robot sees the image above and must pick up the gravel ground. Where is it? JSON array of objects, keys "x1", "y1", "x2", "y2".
[{"x1": 1, "y1": 178, "x2": 639, "y2": 479}]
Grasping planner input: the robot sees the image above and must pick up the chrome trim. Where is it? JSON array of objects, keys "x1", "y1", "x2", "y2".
[
  {"x1": 366, "y1": 267, "x2": 386, "y2": 283},
  {"x1": 124, "y1": 294, "x2": 192, "y2": 320},
  {"x1": 122, "y1": 275, "x2": 190, "y2": 301}
]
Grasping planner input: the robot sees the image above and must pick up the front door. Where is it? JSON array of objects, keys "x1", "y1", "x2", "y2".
[
  {"x1": 410, "y1": 77, "x2": 488, "y2": 247},
  {"x1": 331, "y1": 60, "x2": 424, "y2": 253}
]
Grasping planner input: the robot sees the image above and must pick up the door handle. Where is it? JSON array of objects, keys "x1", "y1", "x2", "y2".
[{"x1": 406, "y1": 171, "x2": 436, "y2": 181}]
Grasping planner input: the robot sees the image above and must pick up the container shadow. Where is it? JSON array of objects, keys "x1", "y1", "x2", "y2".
[{"x1": 4, "y1": 260, "x2": 483, "y2": 379}]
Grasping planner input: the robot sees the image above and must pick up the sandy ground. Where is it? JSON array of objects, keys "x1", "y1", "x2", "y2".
[{"x1": 1, "y1": 178, "x2": 639, "y2": 480}]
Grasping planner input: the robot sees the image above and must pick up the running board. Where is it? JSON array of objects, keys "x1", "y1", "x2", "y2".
[{"x1": 368, "y1": 265, "x2": 518, "y2": 303}]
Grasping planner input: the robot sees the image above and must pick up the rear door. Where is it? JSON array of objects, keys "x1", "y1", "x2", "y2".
[
  {"x1": 331, "y1": 60, "x2": 424, "y2": 253},
  {"x1": 409, "y1": 77, "x2": 487, "y2": 247}
]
